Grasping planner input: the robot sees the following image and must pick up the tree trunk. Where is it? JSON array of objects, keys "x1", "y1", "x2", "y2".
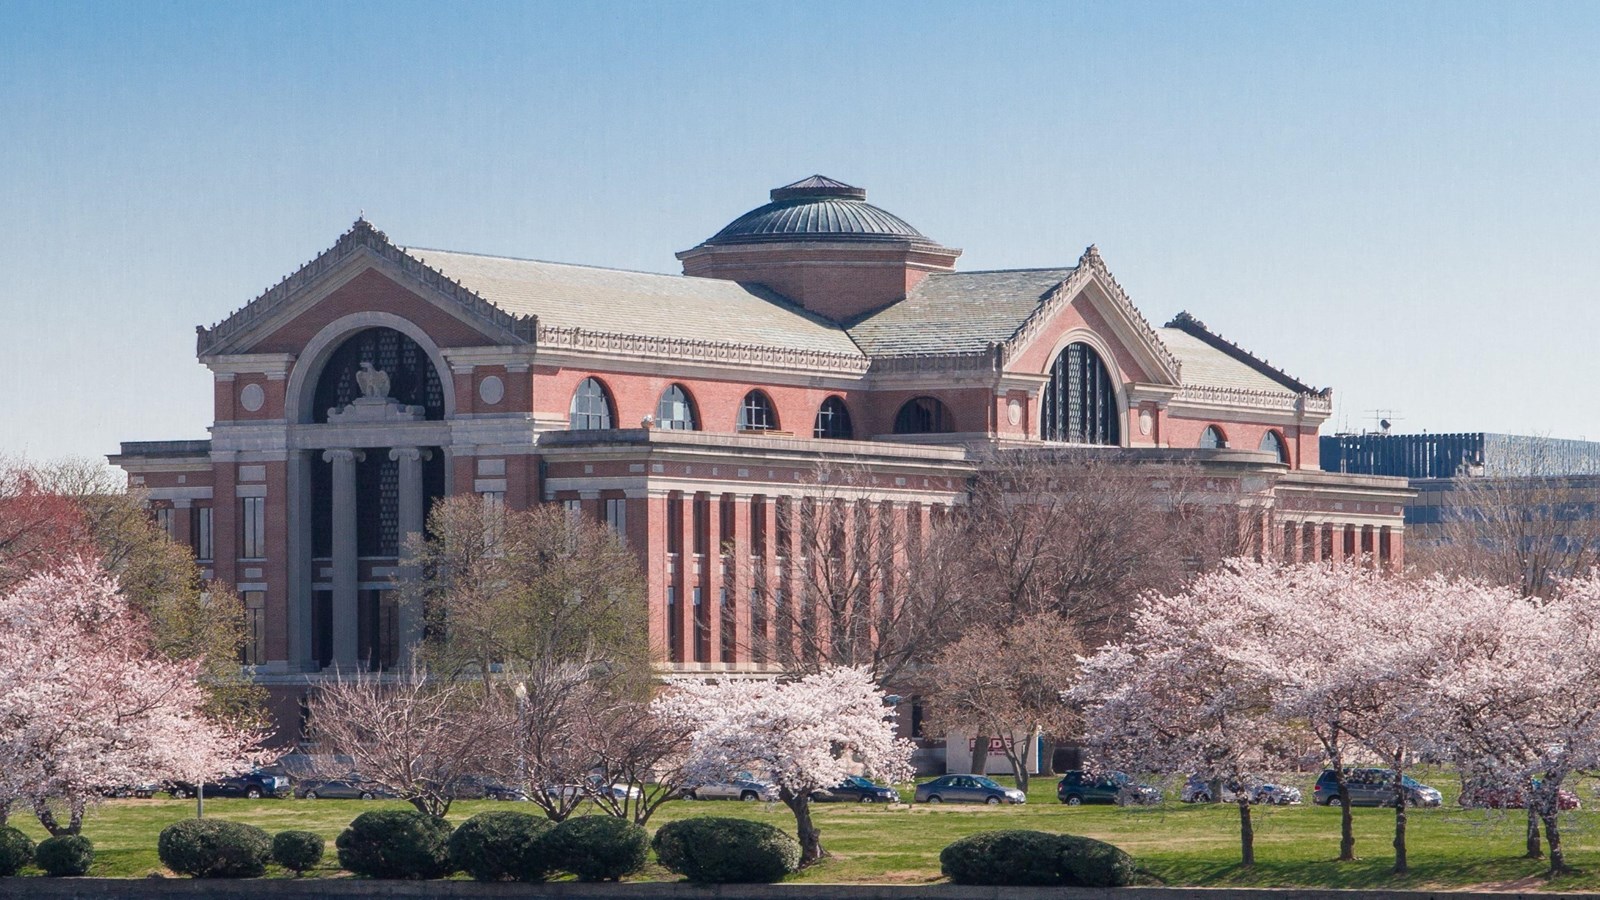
[
  {"x1": 31, "y1": 797, "x2": 74, "y2": 837},
  {"x1": 1526, "y1": 804, "x2": 1543, "y2": 859},
  {"x1": 0, "y1": 799, "x2": 9, "y2": 827},
  {"x1": 68, "y1": 798, "x2": 84, "y2": 836},
  {"x1": 1391, "y1": 773, "x2": 1408, "y2": 875},
  {"x1": 783, "y1": 791, "x2": 825, "y2": 865},
  {"x1": 1237, "y1": 798, "x2": 1255, "y2": 867},
  {"x1": 1039, "y1": 736, "x2": 1058, "y2": 776},
  {"x1": 1336, "y1": 773, "x2": 1355, "y2": 861},
  {"x1": 970, "y1": 734, "x2": 990, "y2": 775},
  {"x1": 1542, "y1": 804, "x2": 1568, "y2": 875}
]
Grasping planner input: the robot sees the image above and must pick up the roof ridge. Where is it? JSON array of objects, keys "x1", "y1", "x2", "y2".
[
  {"x1": 405, "y1": 246, "x2": 683, "y2": 279},
  {"x1": 930, "y1": 266, "x2": 1080, "y2": 276},
  {"x1": 1164, "y1": 311, "x2": 1328, "y2": 396}
]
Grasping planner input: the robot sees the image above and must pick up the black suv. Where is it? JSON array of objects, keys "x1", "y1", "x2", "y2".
[
  {"x1": 1057, "y1": 770, "x2": 1161, "y2": 806},
  {"x1": 168, "y1": 769, "x2": 290, "y2": 799}
]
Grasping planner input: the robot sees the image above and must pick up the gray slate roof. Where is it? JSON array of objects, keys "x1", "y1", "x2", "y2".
[
  {"x1": 1157, "y1": 327, "x2": 1302, "y2": 394},
  {"x1": 845, "y1": 268, "x2": 1078, "y2": 357},
  {"x1": 404, "y1": 248, "x2": 862, "y2": 358}
]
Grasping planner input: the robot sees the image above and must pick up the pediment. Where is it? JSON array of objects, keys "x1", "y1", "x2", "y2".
[
  {"x1": 1000, "y1": 246, "x2": 1182, "y2": 387},
  {"x1": 195, "y1": 220, "x2": 535, "y2": 358}
]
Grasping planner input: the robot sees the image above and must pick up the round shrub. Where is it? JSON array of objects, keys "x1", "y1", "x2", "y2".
[
  {"x1": 336, "y1": 810, "x2": 454, "y2": 880},
  {"x1": 35, "y1": 835, "x2": 93, "y2": 877},
  {"x1": 652, "y1": 817, "x2": 800, "y2": 883},
  {"x1": 542, "y1": 816, "x2": 648, "y2": 882},
  {"x1": 1058, "y1": 834, "x2": 1136, "y2": 887},
  {"x1": 0, "y1": 826, "x2": 35, "y2": 876},
  {"x1": 271, "y1": 830, "x2": 325, "y2": 875},
  {"x1": 449, "y1": 810, "x2": 554, "y2": 882},
  {"x1": 158, "y1": 819, "x2": 272, "y2": 879},
  {"x1": 940, "y1": 830, "x2": 1065, "y2": 886}
]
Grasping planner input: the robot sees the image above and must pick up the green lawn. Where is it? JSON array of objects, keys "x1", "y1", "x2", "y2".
[{"x1": 7, "y1": 773, "x2": 1599, "y2": 888}]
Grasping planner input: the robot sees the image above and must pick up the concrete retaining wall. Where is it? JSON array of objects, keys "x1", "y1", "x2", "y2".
[{"x1": 0, "y1": 882, "x2": 1593, "y2": 900}]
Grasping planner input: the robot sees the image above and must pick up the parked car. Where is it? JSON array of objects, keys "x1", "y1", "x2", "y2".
[
  {"x1": 294, "y1": 774, "x2": 395, "y2": 800},
  {"x1": 447, "y1": 775, "x2": 530, "y2": 801},
  {"x1": 1459, "y1": 782, "x2": 1580, "y2": 810},
  {"x1": 914, "y1": 775, "x2": 1026, "y2": 805},
  {"x1": 1181, "y1": 775, "x2": 1302, "y2": 805},
  {"x1": 99, "y1": 783, "x2": 160, "y2": 799},
  {"x1": 544, "y1": 776, "x2": 645, "y2": 803},
  {"x1": 686, "y1": 773, "x2": 778, "y2": 802},
  {"x1": 1057, "y1": 770, "x2": 1161, "y2": 806},
  {"x1": 811, "y1": 775, "x2": 898, "y2": 803},
  {"x1": 168, "y1": 769, "x2": 290, "y2": 800},
  {"x1": 1313, "y1": 769, "x2": 1442, "y2": 807}
]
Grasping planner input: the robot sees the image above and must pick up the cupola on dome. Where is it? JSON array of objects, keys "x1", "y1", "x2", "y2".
[{"x1": 703, "y1": 175, "x2": 937, "y2": 246}]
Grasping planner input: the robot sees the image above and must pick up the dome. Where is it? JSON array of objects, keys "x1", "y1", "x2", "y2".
[{"x1": 703, "y1": 175, "x2": 936, "y2": 246}]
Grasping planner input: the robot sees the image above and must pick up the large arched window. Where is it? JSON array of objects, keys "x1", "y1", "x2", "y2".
[
  {"x1": 1199, "y1": 425, "x2": 1227, "y2": 449},
  {"x1": 737, "y1": 390, "x2": 778, "y2": 432},
  {"x1": 1041, "y1": 342, "x2": 1120, "y2": 445},
  {"x1": 813, "y1": 396, "x2": 853, "y2": 439},
  {"x1": 312, "y1": 327, "x2": 446, "y2": 423},
  {"x1": 1260, "y1": 429, "x2": 1289, "y2": 463},
  {"x1": 569, "y1": 377, "x2": 614, "y2": 430},
  {"x1": 894, "y1": 397, "x2": 954, "y2": 434},
  {"x1": 655, "y1": 384, "x2": 697, "y2": 430}
]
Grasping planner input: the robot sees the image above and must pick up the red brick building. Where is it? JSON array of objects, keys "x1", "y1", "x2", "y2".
[{"x1": 112, "y1": 175, "x2": 1409, "y2": 723}]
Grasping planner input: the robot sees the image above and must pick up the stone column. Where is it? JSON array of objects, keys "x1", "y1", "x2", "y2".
[
  {"x1": 323, "y1": 448, "x2": 363, "y2": 671},
  {"x1": 731, "y1": 493, "x2": 753, "y2": 666},
  {"x1": 390, "y1": 447, "x2": 432, "y2": 667}
]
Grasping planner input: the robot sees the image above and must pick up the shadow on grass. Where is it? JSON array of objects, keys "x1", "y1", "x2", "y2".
[{"x1": 1149, "y1": 854, "x2": 1563, "y2": 890}]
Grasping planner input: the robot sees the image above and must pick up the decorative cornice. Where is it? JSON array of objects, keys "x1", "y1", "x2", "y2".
[
  {"x1": 866, "y1": 348, "x2": 1002, "y2": 374},
  {"x1": 196, "y1": 219, "x2": 538, "y2": 357},
  {"x1": 999, "y1": 246, "x2": 1182, "y2": 381},
  {"x1": 535, "y1": 324, "x2": 870, "y2": 375},
  {"x1": 1174, "y1": 383, "x2": 1334, "y2": 415}
]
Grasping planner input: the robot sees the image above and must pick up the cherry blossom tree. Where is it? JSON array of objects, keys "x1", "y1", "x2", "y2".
[
  {"x1": 1071, "y1": 570, "x2": 1294, "y2": 867},
  {"x1": 305, "y1": 668, "x2": 512, "y2": 819},
  {"x1": 923, "y1": 612, "x2": 1080, "y2": 792},
  {"x1": 0, "y1": 559, "x2": 256, "y2": 834},
  {"x1": 657, "y1": 666, "x2": 914, "y2": 865}
]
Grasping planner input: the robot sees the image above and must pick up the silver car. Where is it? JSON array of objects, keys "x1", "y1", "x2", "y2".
[{"x1": 687, "y1": 775, "x2": 778, "y2": 801}]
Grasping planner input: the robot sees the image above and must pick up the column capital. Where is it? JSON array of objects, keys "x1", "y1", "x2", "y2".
[
  {"x1": 322, "y1": 448, "x2": 366, "y2": 464},
  {"x1": 388, "y1": 447, "x2": 434, "y2": 463}
]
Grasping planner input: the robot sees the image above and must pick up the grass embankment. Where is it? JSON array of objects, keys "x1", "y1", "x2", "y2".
[{"x1": 5, "y1": 773, "x2": 1597, "y2": 888}]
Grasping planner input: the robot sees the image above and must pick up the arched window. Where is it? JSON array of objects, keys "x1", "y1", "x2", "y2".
[
  {"x1": 1041, "y1": 342, "x2": 1120, "y2": 445},
  {"x1": 1199, "y1": 426, "x2": 1227, "y2": 449},
  {"x1": 568, "y1": 377, "x2": 614, "y2": 430},
  {"x1": 894, "y1": 397, "x2": 954, "y2": 434},
  {"x1": 813, "y1": 396, "x2": 853, "y2": 439},
  {"x1": 737, "y1": 390, "x2": 778, "y2": 432},
  {"x1": 655, "y1": 384, "x2": 697, "y2": 430},
  {"x1": 1260, "y1": 430, "x2": 1289, "y2": 463},
  {"x1": 311, "y1": 327, "x2": 446, "y2": 423}
]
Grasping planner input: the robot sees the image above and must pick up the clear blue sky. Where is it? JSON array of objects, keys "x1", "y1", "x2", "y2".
[{"x1": 4, "y1": 0, "x2": 1598, "y2": 460}]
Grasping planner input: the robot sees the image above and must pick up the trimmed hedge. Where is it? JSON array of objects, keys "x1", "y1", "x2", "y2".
[
  {"x1": 1059, "y1": 833, "x2": 1137, "y2": 887},
  {"x1": 0, "y1": 826, "x2": 34, "y2": 876},
  {"x1": 35, "y1": 835, "x2": 93, "y2": 877},
  {"x1": 940, "y1": 830, "x2": 1134, "y2": 887},
  {"x1": 542, "y1": 816, "x2": 648, "y2": 882},
  {"x1": 652, "y1": 817, "x2": 800, "y2": 883},
  {"x1": 158, "y1": 819, "x2": 272, "y2": 879},
  {"x1": 336, "y1": 810, "x2": 454, "y2": 880},
  {"x1": 449, "y1": 810, "x2": 554, "y2": 882},
  {"x1": 271, "y1": 830, "x2": 325, "y2": 875}
]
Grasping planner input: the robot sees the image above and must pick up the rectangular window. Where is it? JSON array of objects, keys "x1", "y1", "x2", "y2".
[
  {"x1": 667, "y1": 493, "x2": 683, "y2": 554},
  {"x1": 193, "y1": 507, "x2": 214, "y2": 561},
  {"x1": 692, "y1": 494, "x2": 707, "y2": 555},
  {"x1": 241, "y1": 591, "x2": 266, "y2": 666},
  {"x1": 692, "y1": 587, "x2": 705, "y2": 663},
  {"x1": 563, "y1": 498, "x2": 582, "y2": 515},
  {"x1": 751, "y1": 495, "x2": 767, "y2": 557},
  {"x1": 719, "y1": 495, "x2": 734, "y2": 548},
  {"x1": 666, "y1": 586, "x2": 680, "y2": 662},
  {"x1": 604, "y1": 498, "x2": 627, "y2": 538},
  {"x1": 240, "y1": 497, "x2": 267, "y2": 559},
  {"x1": 154, "y1": 507, "x2": 174, "y2": 539}
]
